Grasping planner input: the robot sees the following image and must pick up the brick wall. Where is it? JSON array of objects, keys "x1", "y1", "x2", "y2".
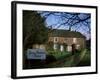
[{"x1": 48, "y1": 37, "x2": 86, "y2": 49}]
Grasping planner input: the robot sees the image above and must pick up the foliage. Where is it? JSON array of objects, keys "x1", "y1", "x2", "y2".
[
  {"x1": 40, "y1": 12, "x2": 91, "y2": 33},
  {"x1": 23, "y1": 11, "x2": 48, "y2": 49},
  {"x1": 47, "y1": 50, "x2": 71, "y2": 60},
  {"x1": 46, "y1": 42, "x2": 54, "y2": 51}
]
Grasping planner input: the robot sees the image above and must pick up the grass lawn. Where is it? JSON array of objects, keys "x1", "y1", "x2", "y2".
[
  {"x1": 47, "y1": 50, "x2": 71, "y2": 60},
  {"x1": 46, "y1": 49, "x2": 90, "y2": 67},
  {"x1": 77, "y1": 50, "x2": 91, "y2": 66},
  {"x1": 23, "y1": 49, "x2": 90, "y2": 69}
]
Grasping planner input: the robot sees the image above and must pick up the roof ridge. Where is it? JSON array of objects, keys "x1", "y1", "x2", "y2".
[{"x1": 50, "y1": 29, "x2": 86, "y2": 38}]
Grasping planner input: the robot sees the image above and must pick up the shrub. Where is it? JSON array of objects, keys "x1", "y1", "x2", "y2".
[{"x1": 46, "y1": 55, "x2": 57, "y2": 64}]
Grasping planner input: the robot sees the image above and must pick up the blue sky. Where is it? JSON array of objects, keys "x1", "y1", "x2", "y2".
[{"x1": 40, "y1": 11, "x2": 91, "y2": 40}]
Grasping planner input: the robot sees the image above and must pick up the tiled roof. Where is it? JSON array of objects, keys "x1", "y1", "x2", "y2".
[{"x1": 50, "y1": 29, "x2": 86, "y2": 38}]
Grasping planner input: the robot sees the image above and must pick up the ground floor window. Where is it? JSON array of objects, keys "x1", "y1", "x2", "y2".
[{"x1": 53, "y1": 43, "x2": 58, "y2": 50}]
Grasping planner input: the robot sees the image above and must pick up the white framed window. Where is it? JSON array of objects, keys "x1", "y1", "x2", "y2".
[{"x1": 73, "y1": 38, "x2": 77, "y2": 43}]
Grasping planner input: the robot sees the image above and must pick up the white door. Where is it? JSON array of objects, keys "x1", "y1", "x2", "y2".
[
  {"x1": 60, "y1": 45, "x2": 64, "y2": 52},
  {"x1": 53, "y1": 43, "x2": 58, "y2": 50}
]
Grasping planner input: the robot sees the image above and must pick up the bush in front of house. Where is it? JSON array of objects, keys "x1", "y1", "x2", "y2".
[
  {"x1": 47, "y1": 50, "x2": 71, "y2": 60},
  {"x1": 46, "y1": 42, "x2": 54, "y2": 51},
  {"x1": 46, "y1": 54, "x2": 57, "y2": 64}
]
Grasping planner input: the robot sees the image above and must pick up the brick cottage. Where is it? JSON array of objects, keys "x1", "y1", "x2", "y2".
[
  {"x1": 32, "y1": 29, "x2": 86, "y2": 52},
  {"x1": 48, "y1": 29, "x2": 86, "y2": 52}
]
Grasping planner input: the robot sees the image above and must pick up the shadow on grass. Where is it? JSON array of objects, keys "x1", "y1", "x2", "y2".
[{"x1": 23, "y1": 49, "x2": 91, "y2": 69}]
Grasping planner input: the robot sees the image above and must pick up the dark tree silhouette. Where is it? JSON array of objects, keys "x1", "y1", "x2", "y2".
[
  {"x1": 39, "y1": 11, "x2": 91, "y2": 34},
  {"x1": 23, "y1": 11, "x2": 48, "y2": 49}
]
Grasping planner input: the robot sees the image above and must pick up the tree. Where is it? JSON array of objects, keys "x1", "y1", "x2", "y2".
[
  {"x1": 23, "y1": 11, "x2": 48, "y2": 50},
  {"x1": 39, "y1": 11, "x2": 91, "y2": 34}
]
